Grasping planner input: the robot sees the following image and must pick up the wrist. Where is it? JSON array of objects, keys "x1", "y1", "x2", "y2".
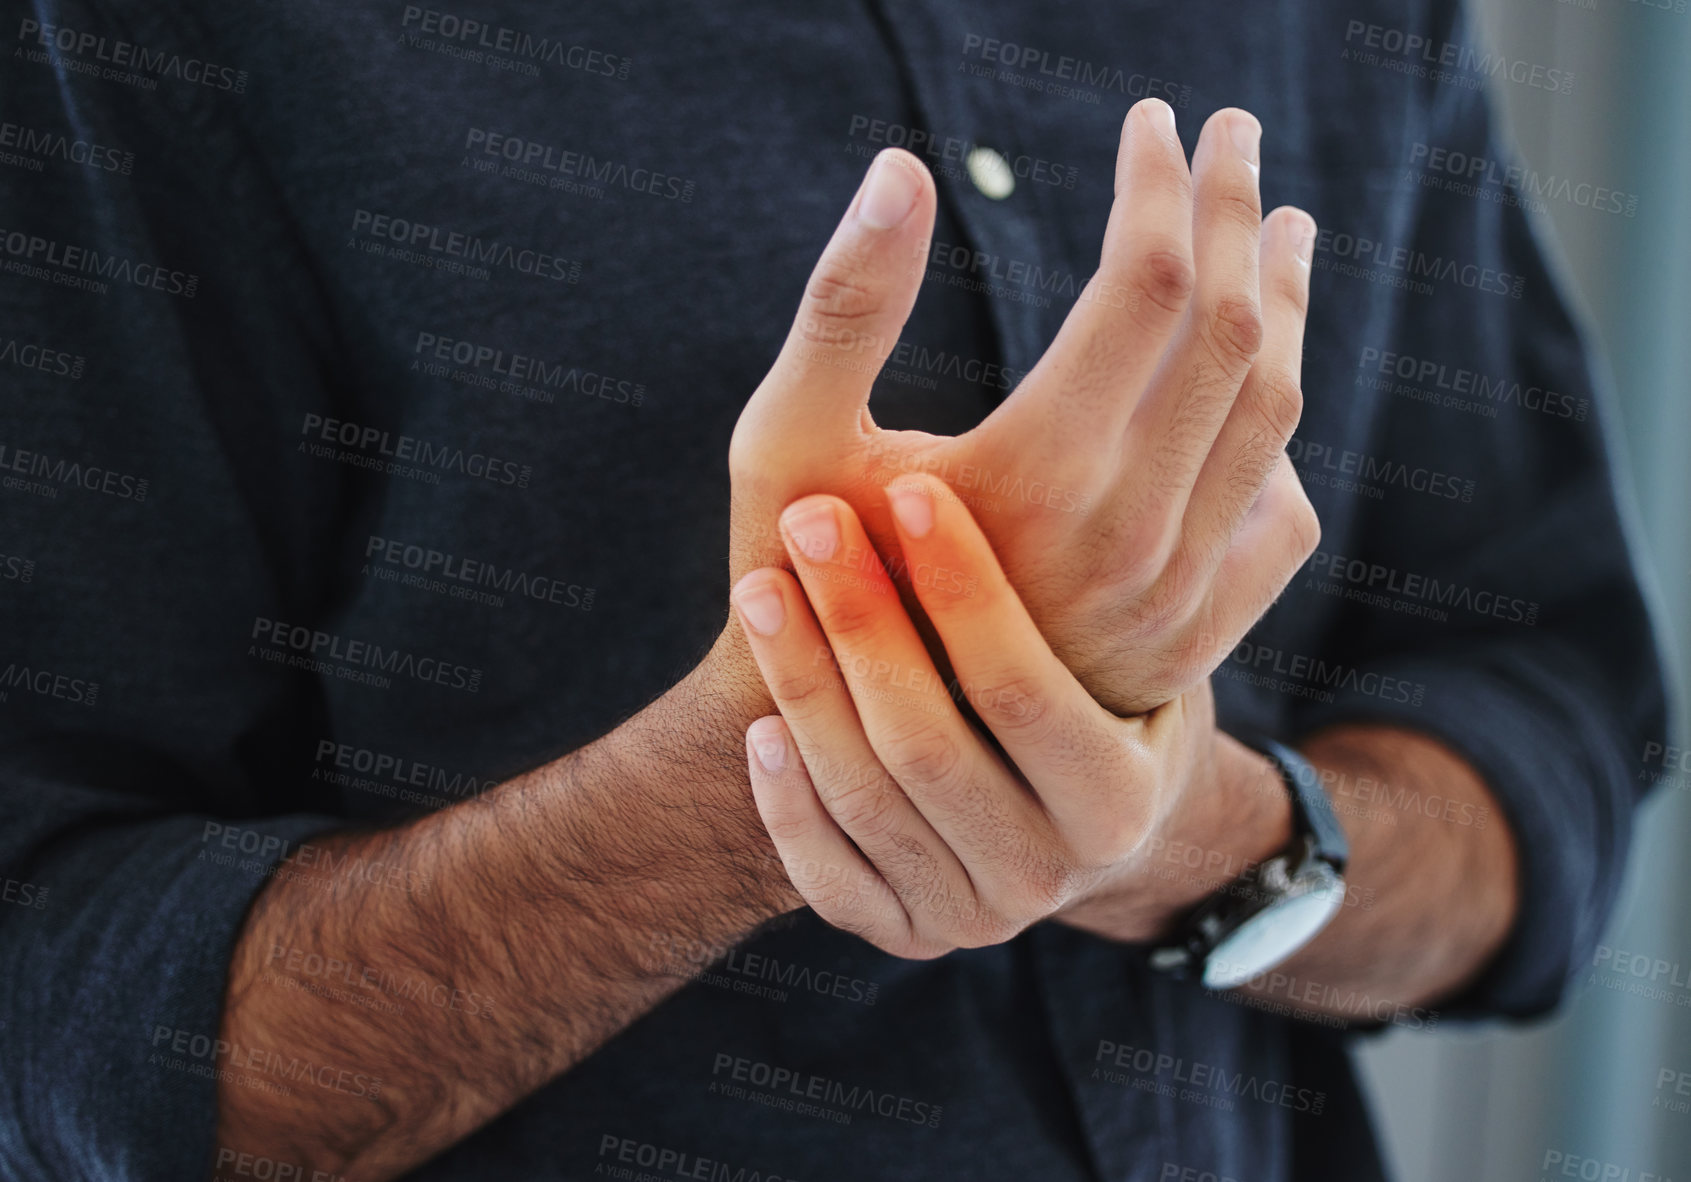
[
  {"x1": 514, "y1": 634, "x2": 798, "y2": 961},
  {"x1": 1060, "y1": 726, "x2": 1294, "y2": 943},
  {"x1": 1148, "y1": 730, "x2": 1297, "y2": 921},
  {"x1": 648, "y1": 630, "x2": 796, "y2": 910}
]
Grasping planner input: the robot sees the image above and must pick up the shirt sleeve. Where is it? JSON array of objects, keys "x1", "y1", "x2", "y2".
[
  {"x1": 0, "y1": 6, "x2": 351, "y2": 1178},
  {"x1": 1282, "y1": 2, "x2": 1671, "y2": 1021}
]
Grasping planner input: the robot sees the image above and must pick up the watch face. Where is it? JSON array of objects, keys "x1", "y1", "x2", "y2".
[{"x1": 1201, "y1": 872, "x2": 1346, "y2": 991}]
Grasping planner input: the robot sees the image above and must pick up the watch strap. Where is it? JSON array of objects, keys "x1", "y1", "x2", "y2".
[
  {"x1": 1240, "y1": 732, "x2": 1348, "y2": 873},
  {"x1": 1146, "y1": 732, "x2": 1348, "y2": 981}
]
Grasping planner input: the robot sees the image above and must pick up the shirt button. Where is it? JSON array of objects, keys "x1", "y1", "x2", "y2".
[{"x1": 966, "y1": 147, "x2": 1016, "y2": 200}]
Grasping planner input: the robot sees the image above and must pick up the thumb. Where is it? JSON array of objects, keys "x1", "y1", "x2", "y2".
[{"x1": 749, "y1": 148, "x2": 935, "y2": 437}]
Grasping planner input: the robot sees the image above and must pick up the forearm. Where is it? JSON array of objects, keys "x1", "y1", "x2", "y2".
[
  {"x1": 214, "y1": 632, "x2": 794, "y2": 1182},
  {"x1": 1249, "y1": 722, "x2": 1519, "y2": 1019},
  {"x1": 1059, "y1": 720, "x2": 1518, "y2": 1021}
]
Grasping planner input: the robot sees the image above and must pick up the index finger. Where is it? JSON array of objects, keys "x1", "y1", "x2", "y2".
[{"x1": 881, "y1": 474, "x2": 1160, "y2": 862}]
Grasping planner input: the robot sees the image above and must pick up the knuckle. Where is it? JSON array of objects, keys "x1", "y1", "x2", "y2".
[
  {"x1": 1090, "y1": 510, "x2": 1178, "y2": 602},
  {"x1": 799, "y1": 255, "x2": 885, "y2": 342},
  {"x1": 807, "y1": 892, "x2": 889, "y2": 948},
  {"x1": 880, "y1": 718, "x2": 966, "y2": 792},
  {"x1": 1125, "y1": 246, "x2": 1196, "y2": 319},
  {"x1": 763, "y1": 664, "x2": 840, "y2": 723},
  {"x1": 761, "y1": 800, "x2": 816, "y2": 846},
  {"x1": 1075, "y1": 811, "x2": 1153, "y2": 869},
  {"x1": 1222, "y1": 428, "x2": 1284, "y2": 513},
  {"x1": 949, "y1": 904, "x2": 1022, "y2": 950},
  {"x1": 1251, "y1": 366, "x2": 1305, "y2": 440},
  {"x1": 1270, "y1": 260, "x2": 1312, "y2": 318},
  {"x1": 1204, "y1": 292, "x2": 1264, "y2": 367},
  {"x1": 1212, "y1": 184, "x2": 1264, "y2": 235},
  {"x1": 1069, "y1": 798, "x2": 1156, "y2": 872},
  {"x1": 1164, "y1": 623, "x2": 1225, "y2": 690},
  {"x1": 1007, "y1": 856, "x2": 1082, "y2": 921},
  {"x1": 826, "y1": 770, "x2": 905, "y2": 843},
  {"x1": 881, "y1": 932, "x2": 951, "y2": 961},
  {"x1": 1284, "y1": 488, "x2": 1322, "y2": 561},
  {"x1": 1124, "y1": 583, "x2": 1188, "y2": 643},
  {"x1": 818, "y1": 591, "x2": 893, "y2": 646},
  {"x1": 1151, "y1": 544, "x2": 1205, "y2": 612},
  {"x1": 964, "y1": 673, "x2": 1053, "y2": 739}
]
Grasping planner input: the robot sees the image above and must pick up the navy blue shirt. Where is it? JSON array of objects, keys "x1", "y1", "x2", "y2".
[{"x1": 0, "y1": 1, "x2": 1666, "y2": 1180}]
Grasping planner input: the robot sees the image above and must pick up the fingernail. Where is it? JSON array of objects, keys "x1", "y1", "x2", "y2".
[
  {"x1": 858, "y1": 151, "x2": 921, "y2": 230},
  {"x1": 734, "y1": 582, "x2": 786, "y2": 636},
  {"x1": 1290, "y1": 211, "x2": 1316, "y2": 265},
  {"x1": 887, "y1": 484, "x2": 934, "y2": 538},
  {"x1": 1142, "y1": 99, "x2": 1177, "y2": 141},
  {"x1": 1229, "y1": 113, "x2": 1261, "y2": 175},
  {"x1": 748, "y1": 719, "x2": 787, "y2": 773},
  {"x1": 782, "y1": 502, "x2": 839, "y2": 563}
]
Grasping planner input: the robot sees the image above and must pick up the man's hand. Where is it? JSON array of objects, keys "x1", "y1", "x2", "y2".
[
  {"x1": 726, "y1": 98, "x2": 1319, "y2": 716},
  {"x1": 730, "y1": 480, "x2": 1521, "y2": 1019},
  {"x1": 729, "y1": 474, "x2": 1238, "y2": 954}
]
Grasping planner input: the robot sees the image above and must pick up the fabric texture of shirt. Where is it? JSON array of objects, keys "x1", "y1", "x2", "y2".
[{"x1": 0, "y1": 0, "x2": 1668, "y2": 1179}]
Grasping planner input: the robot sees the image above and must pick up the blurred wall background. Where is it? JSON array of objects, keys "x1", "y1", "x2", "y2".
[{"x1": 1354, "y1": 1, "x2": 1691, "y2": 1178}]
